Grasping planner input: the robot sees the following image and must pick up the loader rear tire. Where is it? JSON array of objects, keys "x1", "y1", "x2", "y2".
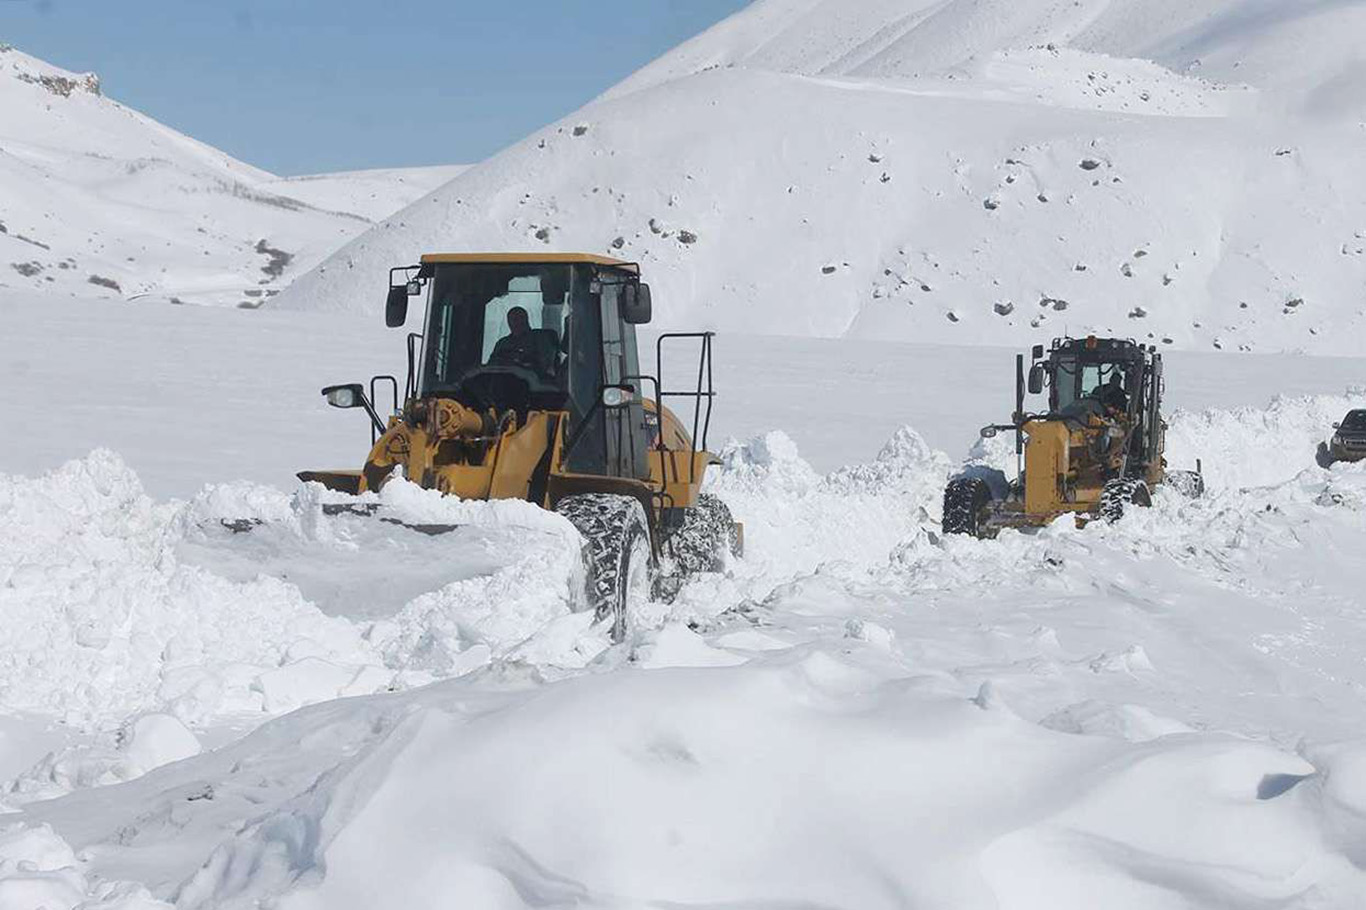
[
  {"x1": 664, "y1": 494, "x2": 740, "y2": 576},
  {"x1": 555, "y1": 494, "x2": 653, "y2": 643},
  {"x1": 1099, "y1": 478, "x2": 1151, "y2": 523},
  {"x1": 942, "y1": 477, "x2": 991, "y2": 538}
]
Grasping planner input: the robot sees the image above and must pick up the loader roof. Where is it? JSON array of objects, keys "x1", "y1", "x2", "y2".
[{"x1": 419, "y1": 252, "x2": 639, "y2": 273}]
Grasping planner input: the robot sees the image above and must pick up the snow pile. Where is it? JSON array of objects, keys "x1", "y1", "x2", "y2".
[
  {"x1": 0, "y1": 823, "x2": 170, "y2": 910},
  {"x1": 279, "y1": 0, "x2": 1366, "y2": 355},
  {"x1": 0, "y1": 46, "x2": 461, "y2": 305},
  {"x1": 5, "y1": 397, "x2": 1366, "y2": 905},
  {"x1": 0, "y1": 451, "x2": 383, "y2": 728},
  {"x1": 1166, "y1": 389, "x2": 1366, "y2": 490},
  {"x1": 0, "y1": 450, "x2": 600, "y2": 734},
  {"x1": 174, "y1": 650, "x2": 1366, "y2": 909},
  {"x1": 706, "y1": 426, "x2": 952, "y2": 582},
  {"x1": 4, "y1": 714, "x2": 201, "y2": 805}
]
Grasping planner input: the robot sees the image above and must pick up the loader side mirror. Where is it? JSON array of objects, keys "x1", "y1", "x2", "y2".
[
  {"x1": 323, "y1": 383, "x2": 367, "y2": 409},
  {"x1": 1031, "y1": 344, "x2": 1044, "y2": 360},
  {"x1": 385, "y1": 286, "x2": 409, "y2": 328},
  {"x1": 622, "y1": 283, "x2": 652, "y2": 325},
  {"x1": 1027, "y1": 363, "x2": 1046, "y2": 395}
]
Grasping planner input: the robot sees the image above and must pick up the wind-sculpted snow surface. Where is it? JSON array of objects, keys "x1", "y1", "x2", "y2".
[{"x1": 7, "y1": 396, "x2": 1366, "y2": 907}]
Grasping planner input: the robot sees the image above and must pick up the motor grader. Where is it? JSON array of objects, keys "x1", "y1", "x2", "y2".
[
  {"x1": 300, "y1": 253, "x2": 739, "y2": 639},
  {"x1": 942, "y1": 335, "x2": 1202, "y2": 538}
]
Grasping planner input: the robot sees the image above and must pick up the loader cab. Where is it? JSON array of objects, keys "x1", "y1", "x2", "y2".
[{"x1": 408, "y1": 254, "x2": 652, "y2": 479}]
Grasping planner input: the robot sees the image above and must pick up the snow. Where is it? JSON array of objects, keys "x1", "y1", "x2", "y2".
[
  {"x1": 276, "y1": 0, "x2": 1366, "y2": 355},
  {"x1": 5, "y1": 1, "x2": 1366, "y2": 905},
  {"x1": 4, "y1": 290, "x2": 1366, "y2": 904},
  {"x1": 0, "y1": 46, "x2": 462, "y2": 306}
]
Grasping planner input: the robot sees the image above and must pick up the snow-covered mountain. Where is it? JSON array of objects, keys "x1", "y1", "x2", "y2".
[
  {"x1": 0, "y1": 45, "x2": 464, "y2": 306},
  {"x1": 277, "y1": 0, "x2": 1366, "y2": 354}
]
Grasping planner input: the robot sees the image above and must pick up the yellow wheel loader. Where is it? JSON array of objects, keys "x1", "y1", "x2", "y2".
[
  {"x1": 300, "y1": 253, "x2": 740, "y2": 640},
  {"x1": 943, "y1": 335, "x2": 1203, "y2": 538}
]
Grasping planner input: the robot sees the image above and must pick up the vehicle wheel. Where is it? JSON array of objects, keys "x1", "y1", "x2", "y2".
[
  {"x1": 1316, "y1": 442, "x2": 1336, "y2": 469},
  {"x1": 1165, "y1": 470, "x2": 1205, "y2": 499},
  {"x1": 663, "y1": 493, "x2": 740, "y2": 576},
  {"x1": 1099, "y1": 478, "x2": 1151, "y2": 523},
  {"x1": 942, "y1": 477, "x2": 991, "y2": 538},
  {"x1": 555, "y1": 494, "x2": 653, "y2": 642}
]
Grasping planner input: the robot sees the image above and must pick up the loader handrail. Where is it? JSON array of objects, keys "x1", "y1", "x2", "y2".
[{"x1": 654, "y1": 332, "x2": 716, "y2": 455}]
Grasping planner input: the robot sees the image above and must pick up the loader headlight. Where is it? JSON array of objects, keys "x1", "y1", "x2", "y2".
[
  {"x1": 322, "y1": 384, "x2": 365, "y2": 409},
  {"x1": 602, "y1": 387, "x2": 635, "y2": 408}
]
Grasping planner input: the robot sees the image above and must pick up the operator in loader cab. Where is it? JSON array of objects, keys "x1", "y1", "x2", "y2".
[{"x1": 490, "y1": 306, "x2": 559, "y2": 378}]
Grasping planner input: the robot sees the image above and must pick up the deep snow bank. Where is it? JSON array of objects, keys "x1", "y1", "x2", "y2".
[
  {"x1": 0, "y1": 822, "x2": 170, "y2": 910},
  {"x1": 2, "y1": 386, "x2": 1355, "y2": 731},
  {"x1": 1166, "y1": 389, "x2": 1366, "y2": 490},
  {"x1": 9, "y1": 396, "x2": 1366, "y2": 907},
  {"x1": 176, "y1": 646, "x2": 1366, "y2": 910},
  {"x1": 0, "y1": 451, "x2": 379, "y2": 729},
  {"x1": 0, "y1": 452, "x2": 588, "y2": 732}
]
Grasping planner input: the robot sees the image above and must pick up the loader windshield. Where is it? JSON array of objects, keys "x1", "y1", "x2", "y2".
[{"x1": 420, "y1": 263, "x2": 573, "y2": 403}]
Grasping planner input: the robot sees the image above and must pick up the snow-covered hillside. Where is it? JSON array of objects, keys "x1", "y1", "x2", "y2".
[
  {"x1": 278, "y1": 0, "x2": 1366, "y2": 354},
  {"x1": 0, "y1": 45, "x2": 464, "y2": 306}
]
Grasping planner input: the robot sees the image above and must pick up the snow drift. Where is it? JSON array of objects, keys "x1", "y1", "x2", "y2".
[
  {"x1": 6, "y1": 392, "x2": 1366, "y2": 906},
  {"x1": 277, "y1": 0, "x2": 1366, "y2": 355}
]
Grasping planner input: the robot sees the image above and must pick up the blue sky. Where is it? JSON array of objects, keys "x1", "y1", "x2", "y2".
[{"x1": 2, "y1": 0, "x2": 749, "y2": 175}]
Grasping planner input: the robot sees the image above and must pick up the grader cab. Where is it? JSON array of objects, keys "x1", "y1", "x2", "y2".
[
  {"x1": 943, "y1": 336, "x2": 1202, "y2": 538},
  {"x1": 300, "y1": 253, "x2": 739, "y2": 639}
]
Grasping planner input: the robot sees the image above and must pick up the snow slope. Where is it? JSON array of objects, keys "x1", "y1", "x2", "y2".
[
  {"x1": 277, "y1": 0, "x2": 1366, "y2": 354},
  {"x1": 0, "y1": 46, "x2": 463, "y2": 306}
]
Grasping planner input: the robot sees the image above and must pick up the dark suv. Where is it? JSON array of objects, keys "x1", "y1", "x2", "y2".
[{"x1": 1321, "y1": 409, "x2": 1366, "y2": 465}]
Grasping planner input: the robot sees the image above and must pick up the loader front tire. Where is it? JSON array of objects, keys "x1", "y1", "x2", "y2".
[
  {"x1": 942, "y1": 477, "x2": 991, "y2": 538},
  {"x1": 555, "y1": 494, "x2": 653, "y2": 643}
]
